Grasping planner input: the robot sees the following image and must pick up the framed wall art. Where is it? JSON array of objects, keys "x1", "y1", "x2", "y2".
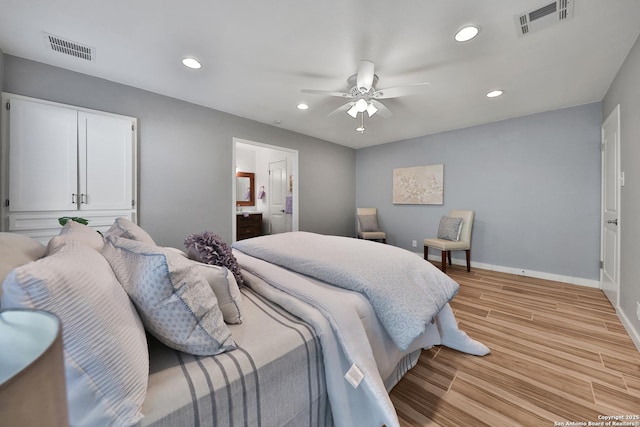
[{"x1": 392, "y1": 164, "x2": 444, "y2": 205}]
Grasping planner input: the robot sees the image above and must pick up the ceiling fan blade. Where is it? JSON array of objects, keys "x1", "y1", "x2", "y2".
[
  {"x1": 356, "y1": 60, "x2": 375, "y2": 94},
  {"x1": 301, "y1": 89, "x2": 353, "y2": 98},
  {"x1": 327, "y1": 102, "x2": 354, "y2": 117},
  {"x1": 369, "y1": 100, "x2": 392, "y2": 118},
  {"x1": 372, "y1": 83, "x2": 430, "y2": 99}
]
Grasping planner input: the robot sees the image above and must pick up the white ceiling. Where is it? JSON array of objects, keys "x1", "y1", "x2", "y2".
[{"x1": 0, "y1": 0, "x2": 639, "y2": 149}]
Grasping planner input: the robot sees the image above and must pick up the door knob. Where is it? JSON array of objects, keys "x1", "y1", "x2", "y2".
[{"x1": 607, "y1": 219, "x2": 618, "y2": 225}]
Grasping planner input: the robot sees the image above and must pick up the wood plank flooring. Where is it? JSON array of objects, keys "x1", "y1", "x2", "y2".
[{"x1": 389, "y1": 265, "x2": 640, "y2": 427}]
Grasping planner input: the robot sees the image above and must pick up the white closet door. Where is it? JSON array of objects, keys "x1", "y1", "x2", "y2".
[
  {"x1": 9, "y1": 99, "x2": 78, "y2": 211},
  {"x1": 78, "y1": 112, "x2": 133, "y2": 210}
]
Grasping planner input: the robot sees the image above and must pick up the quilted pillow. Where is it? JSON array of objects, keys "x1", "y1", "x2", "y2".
[
  {"x1": 358, "y1": 215, "x2": 381, "y2": 232},
  {"x1": 1, "y1": 241, "x2": 148, "y2": 427},
  {"x1": 195, "y1": 264, "x2": 243, "y2": 324},
  {"x1": 437, "y1": 216, "x2": 463, "y2": 241},
  {"x1": 102, "y1": 235, "x2": 236, "y2": 356},
  {"x1": 104, "y1": 217, "x2": 155, "y2": 246},
  {"x1": 0, "y1": 233, "x2": 46, "y2": 292},
  {"x1": 51, "y1": 220, "x2": 104, "y2": 252}
]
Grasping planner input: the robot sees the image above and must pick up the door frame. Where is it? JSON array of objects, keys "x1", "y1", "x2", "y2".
[
  {"x1": 600, "y1": 104, "x2": 621, "y2": 308},
  {"x1": 232, "y1": 137, "x2": 298, "y2": 242}
]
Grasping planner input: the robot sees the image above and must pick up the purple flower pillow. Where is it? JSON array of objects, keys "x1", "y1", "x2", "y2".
[{"x1": 184, "y1": 231, "x2": 243, "y2": 286}]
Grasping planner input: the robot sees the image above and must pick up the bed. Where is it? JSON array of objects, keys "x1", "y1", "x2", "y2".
[{"x1": 0, "y1": 221, "x2": 488, "y2": 427}]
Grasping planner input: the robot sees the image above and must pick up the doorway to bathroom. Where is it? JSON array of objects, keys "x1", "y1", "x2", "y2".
[{"x1": 232, "y1": 138, "x2": 298, "y2": 242}]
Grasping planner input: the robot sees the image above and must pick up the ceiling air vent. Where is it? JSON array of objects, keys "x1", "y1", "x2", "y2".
[
  {"x1": 43, "y1": 32, "x2": 95, "y2": 61},
  {"x1": 515, "y1": 0, "x2": 574, "y2": 37}
]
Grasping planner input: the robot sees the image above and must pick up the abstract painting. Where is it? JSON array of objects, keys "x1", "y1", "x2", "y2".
[{"x1": 392, "y1": 164, "x2": 444, "y2": 205}]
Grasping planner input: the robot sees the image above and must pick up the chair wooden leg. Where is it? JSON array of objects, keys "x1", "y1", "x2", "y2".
[
  {"x1": 424, "y1": 246, "x2": 428, "y2": 260},
  {"x1": 465, "y1": 249, "x2": 471, "y2": 272},
  {"x1": 441, "y1": 251, "x2": 447, "y2": 273},
  {"x1": 447, "y1": 251, "x2": 452, "y2": 265}
]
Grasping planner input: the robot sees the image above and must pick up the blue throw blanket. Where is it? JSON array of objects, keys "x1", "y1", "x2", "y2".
[{"x1": 233, "y1": 232, "x2": 459, "y2": 350}]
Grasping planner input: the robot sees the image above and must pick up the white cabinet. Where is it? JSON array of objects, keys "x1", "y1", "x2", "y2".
[
  {"x1": 8, "y1": 99, "x2": 78, "y2": 212},
  {"x1": 78, "y1": 112, "x2": 133, "y2": 210},
  {"x1": 1, "y1": 94, "x2": 137, "y2": 242}
]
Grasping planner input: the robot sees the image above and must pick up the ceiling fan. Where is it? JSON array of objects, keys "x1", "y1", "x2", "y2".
[{"x1": 301, "y1": 60, "x2": 430, "y2": 119}]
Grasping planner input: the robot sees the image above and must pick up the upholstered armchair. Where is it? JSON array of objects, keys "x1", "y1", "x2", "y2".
[
  {"x1": 356, "y1": 208, "x2": 386, "y2": 243},
  {"x1": 424, "y1": 210, "x2": 474, "y2": 273}
]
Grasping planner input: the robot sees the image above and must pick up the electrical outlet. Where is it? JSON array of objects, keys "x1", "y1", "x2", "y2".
[
  {"x1": 411, "y1": 240, "x2": 417, "y2": 247},
  {"x1": 636, "y1": 301, "x2": 640, "y2": 321}
]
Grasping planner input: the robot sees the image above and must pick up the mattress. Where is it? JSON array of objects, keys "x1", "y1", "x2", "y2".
[{"x1": 138, "y1": 286, "x2": 332, "y2": 427}]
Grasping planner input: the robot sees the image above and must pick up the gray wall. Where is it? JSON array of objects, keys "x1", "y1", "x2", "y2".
[
  {"x1": 0, "y1": 49, "x2": 4, "y2": 91},
  {"x1": 603, "y1": 35, "x2": 640, "y2": 339},
  {"x1": 0, "y1": 49, "x2": 4, "y2": 156},
  {"x1": 3, "y1": 55, "x2": 356, "y2": 247},
  {"x1": 356, "y1": 103, "x2": 602, "y2": 281}
]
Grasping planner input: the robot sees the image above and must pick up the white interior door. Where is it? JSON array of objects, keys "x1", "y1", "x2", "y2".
[
  {"x1": 601, "y1": 105, "x2": 621, "y2": 308},
  {"x1": 269, "y1": 159, "x2": 287, "y2": 234}
]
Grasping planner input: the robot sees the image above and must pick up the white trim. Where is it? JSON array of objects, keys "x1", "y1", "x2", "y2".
[
  {"x1": 419, "y1": 252, "x2": 639, "y2": 352},
  {"x1": 617, "y1": 307, "x2": 640, "y2": 353},
  {"x1": 420, "y1": 253, "x2": 600, "y2": 288}
]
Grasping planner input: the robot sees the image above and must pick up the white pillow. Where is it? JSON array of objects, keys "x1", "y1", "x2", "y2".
[
  {"x1": 0, "y1": 232, "x2": 46, "y2": 291},
  {"x1": 1, "y1": 241, "x2": 148, "y2": 427},
  {"x1": 56, "y1": 220, "x2": 104, "y2": 251},
  {"x1": 104, "y1": 217, "x2": 155, "y2": 245},
  {"x1": 163, "y1": 247, "x2": 243, "y2": 324},
  {"x1": 102, "y1": 235, "x2": 236, "y2": 356},
  {"x1": 194, "y1": 263, "x2": 243, "y2": 324}
]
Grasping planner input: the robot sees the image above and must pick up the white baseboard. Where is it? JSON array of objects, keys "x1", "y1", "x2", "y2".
[
  {"x1": 420, "y1": 253, "x2": 600, "y2": 288},
  {"x1": 617, "y1": 307, "x2": 640, "y2": 353},
  {"x1": 418, "y1": 252, "x2": 640, "y2": 353}
]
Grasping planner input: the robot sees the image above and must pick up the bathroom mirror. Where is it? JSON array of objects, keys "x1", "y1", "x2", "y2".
[{"x1": 236, "y1": 172, "x2": 255, "y2": 206}]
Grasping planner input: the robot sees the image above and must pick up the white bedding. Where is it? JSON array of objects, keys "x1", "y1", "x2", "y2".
[
  {"x1": 235, "y1": 249, "x2": 489, "y2": 427},
  {"x1": 233, "y1": 231, "x2": 459, "y2": 350},
  {"x1": 233, "y1": 232, "x2": 490, "y2": 427}
]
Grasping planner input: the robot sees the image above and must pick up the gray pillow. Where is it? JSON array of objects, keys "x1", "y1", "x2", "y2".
[
  {"x1": 102, "y1": 235, "x2": 236, "y2": 356},
  {"x1": 437, "y1": 216, "x2": 463, "y2": 241},
  {"x1": 358, "y1": 215, "x2": 381, "y2": 232}
]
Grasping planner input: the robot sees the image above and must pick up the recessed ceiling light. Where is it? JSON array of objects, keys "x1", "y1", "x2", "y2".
[
  {"x1": 297, "y1": 103, "x2": 309, "y2": 110},
  {"x1": 486, "y1": 90, "x2": 504, "y2": 98},
  {"x1": 182, "y1": 57, "x2": 201, "y2": 69},
  {"x1": 454, "y1": 25, "x2": 479, "y2": 42}
]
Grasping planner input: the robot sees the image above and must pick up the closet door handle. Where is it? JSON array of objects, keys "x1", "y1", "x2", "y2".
[
  {"x1": 81, "y1": 194, "x2": 87, "y2": 204},
  {"x1": 72, "y1": 193, "x2": 76, "y2": 204}
]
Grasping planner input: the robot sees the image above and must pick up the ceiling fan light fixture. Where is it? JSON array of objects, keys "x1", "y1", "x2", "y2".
[
  {"x1": 347, "y1": 104, "x2": 359, "y2": 118},
  {"x1": 454, "y1": 25, "x2": 479, "y2": 42},
  {"x1": 355, "y1": 98, "x2": 368, "y2": 112},
  {"x1": 182, "y1": 57, "x2": 202, "y2": 69},
  {"x1": 355, "y1": 126, "x2": 365, "y2": 133},
  {"x1": 366, "y1": 103, "x2": 378, "y2": 117}
]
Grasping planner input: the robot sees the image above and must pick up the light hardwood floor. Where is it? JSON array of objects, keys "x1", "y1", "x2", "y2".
[{"x1": 390, "y1": 265, "x2": 640, "y2": 427}]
